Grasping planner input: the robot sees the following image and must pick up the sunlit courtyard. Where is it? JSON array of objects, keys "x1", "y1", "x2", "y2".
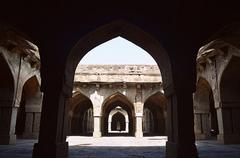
[{"x1": 1, "y1": 136, "x2": 240, "y2": 158}]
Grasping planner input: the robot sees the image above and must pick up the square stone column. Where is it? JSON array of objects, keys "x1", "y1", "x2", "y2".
[
  {"x1": 32, "y1": 86, "x2": 69, "y2": 158},
  {"x1": 194, "y1": 111, "x2": 211, "y2": 140},
  {"x1": 93, "y1": 116, "x2": 102, "y2": 137},
  {"x1": 0, "y1": 106, "x2": 17, "y2": 144},
  {"x1": 135, "y1": 113, "x2": 143, "y2": 137},
  {"x1": 22, "y1": 112, "x2": 41, "y2": 139},
  {"x1": 216, "y1": 106, "x2": 240, "y2": 144}
]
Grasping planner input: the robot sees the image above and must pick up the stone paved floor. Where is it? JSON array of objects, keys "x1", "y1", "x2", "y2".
[{"x1": 0, "y1": 136, "x2": 240, "y2": 158}]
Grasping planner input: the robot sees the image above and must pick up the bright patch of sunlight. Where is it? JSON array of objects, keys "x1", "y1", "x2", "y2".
[
  {"x1": 79, "y1": 36, "x2": 158, "y2": 65},
  {"x1": 66, "y1": 136, "x2": 167, "y2": 147}
]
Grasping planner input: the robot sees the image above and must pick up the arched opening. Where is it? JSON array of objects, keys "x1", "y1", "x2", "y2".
[
  {"x1": 112, "y1": 112, "x2": 125, "y2": 131},
  {"x1": 15, "y1": 75, "x2": 42, "y2": 139},
  {"x1": 220, "y1": 56, "x2": 240, "y2": 143},
  {"x1": 66, "y1": 20, "x2": 172, "y2": 94},
  {"x1": 220, "y1": 56, "x2": 240, "y2": 104},
  {"x1": 61, "y1": 19, "x2": 175, "y2": 158},
  {"x1": 108, "y1": 107, "x2": 129, "y2": 133},
  {"x1": 102, "y1": 93, "x2": 134, "y2": 136},
  {"x1": 0, "y1": 54, "x2": 14, "y2": 105},
  {"x1": 0, "y1": 54, "x2": 15, "y2": 144},
  {"x1": 143, "y1": 92, "x2": 167, "y2": 136},
  {"x1": 194, "y1": 78, "x2": 218, "y2": 139},
  {"x1": 69, "y1": 92, "x2": 93, "y2": 136}
]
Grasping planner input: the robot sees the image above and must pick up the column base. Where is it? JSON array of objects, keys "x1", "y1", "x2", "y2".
[
  {"x1": 32, "y1": 142, "x2": 68, "y2": 158},
  {"x1": 0, "y1": 134, "x2": 16, "y2": 144},
  {"x1": 135, "y1": 132, "x2": 143, "y2": 138},
  {"x1": 217, "y1": 134, "x2": 240, "y2": 144},
  {"x1": 166, "y1": 141, "x2": 198, "y2": 158},
  {"x1": 93, "y1": 131, "x2": 101, "y2": 138}
]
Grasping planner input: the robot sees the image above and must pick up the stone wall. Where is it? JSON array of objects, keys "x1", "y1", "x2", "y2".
[{"x1": 195, "y1": 40, "x2": 240, "y2": 144}]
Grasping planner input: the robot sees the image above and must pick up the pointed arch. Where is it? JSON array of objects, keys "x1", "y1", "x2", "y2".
[
  {"x1": 143, "y1": 91, "x2": 167, "y2": 108},
  {"x1": 143, "y1": 91, "x2": 167, "y2": 136},
  {"x1": 194, "y1": 77, "x2": 218, "y2": 139},
  {"x1": 102, "y1": 92, "x2": 134, "y2": 113},
  {"x1": 65, "y1": 19, "x2": 173, "y2": 97},
  {"x1": 220, "y1": 56, "x2": 240, "y2": 103},
  {"x1": 15, "y1": 75, "x2": 42, "y2": 138},
  {"x1": 101, "y1": 92, "x2": 134, "y2": 136},
  {"x1": 108, "y1": 107, "x2": 129, "y2": 133},
  {"x1": 69, "y1": 91, "x2": 93, "y2": 136}
]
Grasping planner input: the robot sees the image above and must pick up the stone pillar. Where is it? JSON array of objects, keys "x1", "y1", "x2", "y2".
[
  {"x1": 90, "y1": 88, "x2": 103, "y2": 138},
  {"x1": 0, "y1": 84, "x2": 23, "y2": 144},
  {"x1": 93, "y1": 116, "x2": 102, "y2": 137},
  {"x1": 22, "y1": 92, "x2": 43, "y2": 139},
  {"x1": 194, "y1": 111, "x2": 210, "y2": 140},
  {"x1": 216, "y1": 106, "x2": 240, "y2": 144},
  {"x1": 166, "y1": 91, "x2": 198, "y2": 158},
  {"x1": 134, "y1": 85, "x2": 143, "y2": 138},
  {"x1": 126, "y1": 121, "x2": 129, "y2": 133},
  {"x1": 0, "y1": 106, "x2": 17, "y2": 144},
  {"x1": 135, "y1": 113, "x2": 143, "y2": 137},
  {"x1": 22, "y1": 110, "x2": 41, "y2": 139},
  {"x1": 164, "y1": 110, "x2": 167, "y2": 135},
  {"x1": 108, "y1": 121, "x2": 111, "y2": 133},
  {"x1": 32, "y1": 84, "x2": 69, "y2": 158},
  {"x1": 216, "y1": 107, "x2": 224, "y2": 142}
]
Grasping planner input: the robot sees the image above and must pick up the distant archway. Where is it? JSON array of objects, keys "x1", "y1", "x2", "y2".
[
  {"x1": 70, "y1": 92, "x2": 93, "y2": 136},
  {"x1": 102, "y1": 93, "x2": 134, "y2": 136},
  {"x1": 108, "y1": 107, "x2": 129, "y2": 133},
  {"x1": 143, "y1": 91, "x2": 167, "y2": 136},
  {"x1": 194, "y1": 78, "x2": 218, "y2": 139},
  {"x1": 15, "y1": 75, "x2": 42, "y2": 139},
  {"x1": 219, "y1": 56, "x2": 240, "y2": 141}
]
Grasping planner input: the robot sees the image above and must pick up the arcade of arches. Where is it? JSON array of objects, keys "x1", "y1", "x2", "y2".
[
  {"x1": 69, "y1": 64, "x2": 166, "y2": 137},
  {"x1": 0, "y1": 19, "x2": 240, "y2": 158}
]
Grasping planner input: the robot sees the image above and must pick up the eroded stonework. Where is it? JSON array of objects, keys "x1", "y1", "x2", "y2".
[
  {"x1": 70, "y1": 64, "x2": 166, "y2": 137},
  {"x1": 194, "y1": 40, "x2": 240, "y2": 144},
  {"x1": 0, "y1": 26, "x2": 42, "y2": 144}
]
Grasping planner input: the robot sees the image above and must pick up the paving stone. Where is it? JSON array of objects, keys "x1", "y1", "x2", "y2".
[{"x1": 0, "y1": 137, "x2": 240, "y2": 158}]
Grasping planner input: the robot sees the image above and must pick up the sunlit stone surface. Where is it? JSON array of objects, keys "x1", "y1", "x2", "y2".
[{"x1": 1, "y1": 137, "x2": 240, "y2": 158}]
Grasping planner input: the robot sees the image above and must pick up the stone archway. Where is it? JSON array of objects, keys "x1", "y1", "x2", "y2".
[
  {"x1": 219, "y1": 56, "x2": 240, "y2": 144},
  {"x1": 65, "y1": 20, "x2": 173, "y2": 95},
  {"x1": 15, "y1": 75, "x2": 42, "y2": 139},
  {"x1": 143, "y1": 91, "x2": 167, "y2": 136},
  {"x1": 69, "y1": 92, "x2": 93, "y2": 136},
  {"x1": 102, "y1": 93, "x2": 134, "y2": 136},
  {"x1": 64, "y1": 20, "x2": 174, "y2": 140},
  {"x1": 108, "y1": 106, "x2": 129, "y2": 133},
  {"x1": 0, "y1": 53, "x2": 15, "y2": 144},
  {"x1": 33, "y1": 19, "x2": 199, "y2": 158},
  {"x1": 193, "y1": 78, "x2": 218, "y2": 140}
]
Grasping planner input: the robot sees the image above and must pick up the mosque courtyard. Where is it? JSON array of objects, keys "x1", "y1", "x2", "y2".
[{"x1": 0, "y1": 136, "x2": 240, "y2": 158}]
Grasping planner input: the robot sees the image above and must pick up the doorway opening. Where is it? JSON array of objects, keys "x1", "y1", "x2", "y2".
[{"x1": 65, "y1": 20, "x2": 173, "y2": 158}]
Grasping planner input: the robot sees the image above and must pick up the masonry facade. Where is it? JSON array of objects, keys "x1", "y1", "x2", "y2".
[
  {"x1": 69, "y1": 65, "x2": 167, "y2": 137},
  {"x1": 0, "y1": 26, "x2": 42, "y2": 144},
  {"x1": 194, "y1": 39, "x2": 240, "y2": 144},
  {"x1": 0, "y1": 14, "x2": 240, "y2": 158}
]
